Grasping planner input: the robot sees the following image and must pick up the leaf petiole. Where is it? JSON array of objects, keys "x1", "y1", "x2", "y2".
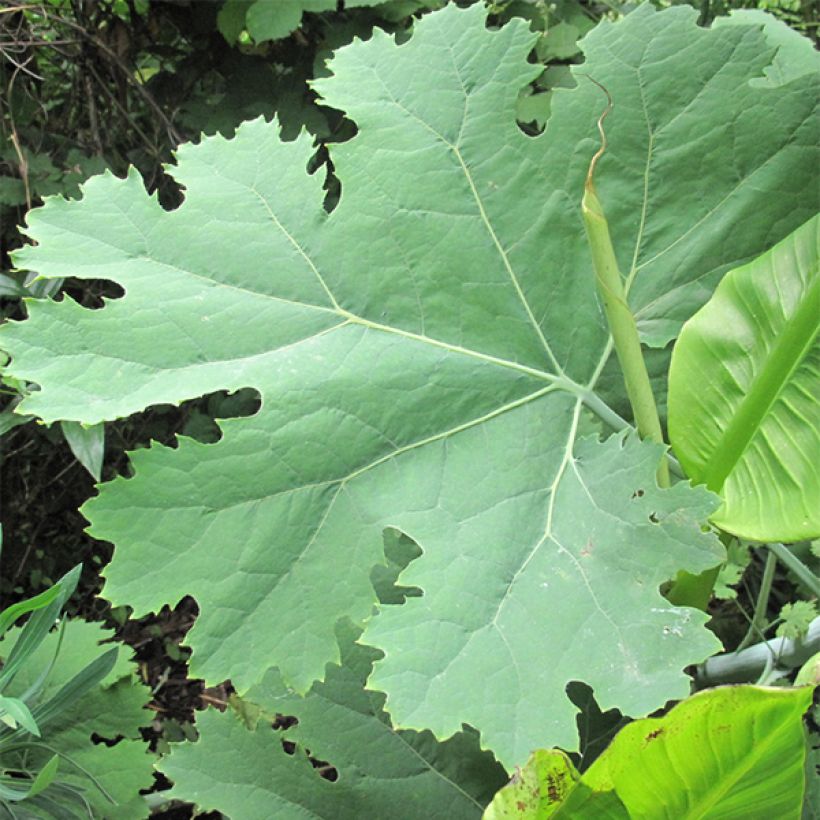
[{"x1": 581, "y1": 80, "x2": 669, "y2": 488}]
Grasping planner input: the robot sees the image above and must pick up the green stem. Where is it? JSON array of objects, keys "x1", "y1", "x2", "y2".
[
  {"x1": 736, "y1": 549, "x2": 777, "y2": 653},
  {"x1": 695, "y1": 615, "x2": 820, "y2": 687},
  {"x1": 579, "y1": 389, "x2": 685, "y2": 479},
  {"x1": 582, "y1": 180, "x2": 669, "y2": 487},
  {"x1": 579, "y1": 83, "x2": 717, "y2": 609},
  {"x1": 766, "y1": 542, "x2": 820, "y2": 599}
]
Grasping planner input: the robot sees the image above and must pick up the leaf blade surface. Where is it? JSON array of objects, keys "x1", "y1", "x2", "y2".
[
  {"x1": 1, "y1": 3, "x2": 817, "y2": 765},
  {"x1": 669, "y1": 214, "x2": 820, "y2": 540}
]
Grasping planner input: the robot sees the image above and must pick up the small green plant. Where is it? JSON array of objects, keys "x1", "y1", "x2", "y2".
[
  {"x1": 0, "y1": 564, "x2": 109, "y2": 811},
  {"x1": 0, "y1": 554, "x2": 153, "y2": 817}
]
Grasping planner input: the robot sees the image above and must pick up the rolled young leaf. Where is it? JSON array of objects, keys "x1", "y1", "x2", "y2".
[{"x1": 668, "y1": 214, "x2": 819, "y2": 541}]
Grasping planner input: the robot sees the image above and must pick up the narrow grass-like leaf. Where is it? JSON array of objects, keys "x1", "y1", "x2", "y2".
[
  {"x1": 0, "y1": 586, "x2": 61, "y2": 639},
  {"x1": 27, "y1": 754, "x2": 59, "y2": 799},
  {"x1": 0, "y1": 695, "x2": 40, "y2": 736},
  {"x1": 29, "y1": 647, "x2": 118, "y2": 732},
  {"x1": 0, "y1": 566, "x2": 81, "y2": 690}
]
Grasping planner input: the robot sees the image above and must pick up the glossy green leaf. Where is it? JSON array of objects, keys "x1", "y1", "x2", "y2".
[
  {"x1": 1, "y1": 4, "x2": 817, "y2": 765},
  {"x1": 580, "y1": 685, "x2": 814, "y2": 819},
  {"x1": 492, "y1": 686, "x2": 814, "y2": 819},
  {"x1": 669, "y1": 215, "x2": 820, "y2": 541},
  {"x1": 161, "y1": 622, "x2": 506, "y2": 818}
]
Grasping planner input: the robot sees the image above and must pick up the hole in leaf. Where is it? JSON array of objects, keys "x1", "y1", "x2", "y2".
[
  {"x1": 649, "y1": 512, "x2": 660, "y2": 524},
  {"x1": 178, "y1": 387, "x2": 262, "y2": 444},
  {"x1": 371, "y1": 527, "x2": 423, "y2": 605},
  {"x1": 90, "y1": 732, "x2": 124, "y2": 747},
  {"x1": 312, "y1": 756, "x2": 338, "y2": 782},
  {"x1": 109, "y1": 387, "x2": 262, "y2": 478},
  {"x1": 61, "y1": 277, "x2": 125, "y2": 309},
  {"x1": 272, "y1": 714, "x2": 299, "y2": 731},
  {"x1": 566, "y1": 681, "x2": 631, "y2": 772},
  {"x1": 278, "y1": 734, "x2": 339, "y2": 781},
  {"x1": 632, "y1": 488, "x2": 645, "y2": 499},
  {"x1": 498, "y1": 5, "x2": 582, "y2": 138}
]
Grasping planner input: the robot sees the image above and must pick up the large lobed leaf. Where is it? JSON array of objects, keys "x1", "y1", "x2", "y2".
[
  {"x1": 161, "y1": 622, "x2": 506, "y2": 818},
  {"x1": 2, "y1": 4, "x2": 818, "y2": 765}
]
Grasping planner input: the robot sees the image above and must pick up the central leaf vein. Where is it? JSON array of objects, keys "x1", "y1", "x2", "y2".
[{"x1": 359, "y1": 64, "x2": 564, "y2": 375}]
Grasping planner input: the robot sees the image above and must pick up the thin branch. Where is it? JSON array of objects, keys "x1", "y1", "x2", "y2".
[
  {"x1": 36, "y1": 7, "x2": 183, "y2": 145},
  {"x1": 83, "y1": 69, "x2": 102, "y2": 154},
  {"x1": 83, "y1": 58, "x2": 157, "y2": 157},
  {"x1": 0, "y1": 5, "x2": 43, "y2": 15}
]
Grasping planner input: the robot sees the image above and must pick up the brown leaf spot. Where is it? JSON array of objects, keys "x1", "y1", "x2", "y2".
[{"x1": 546, "y1": 772, "x2": 564, "y2": 802}]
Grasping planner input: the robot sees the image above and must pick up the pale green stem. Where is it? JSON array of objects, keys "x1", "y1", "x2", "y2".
[
  {"x1": 582, "y1": 181, "x2": 669, "y2": 488},
  {"x1": 766, "y1": 542, "x2": 820, "y2": 599},
  {"x1": 695, "y1": 615, "x2": 820, "y2": 687},
  {"x1": 736, "y1": 549, "x2": 777, "y2": 652}
]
